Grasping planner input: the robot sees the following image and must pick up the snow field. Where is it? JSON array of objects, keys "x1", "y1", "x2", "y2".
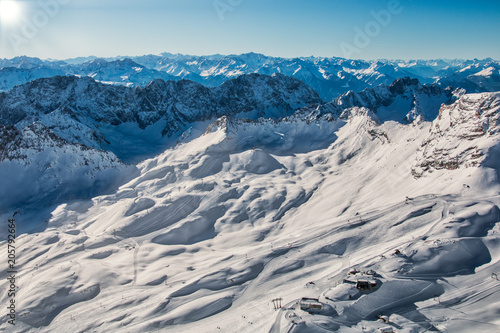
[{"x1": 1, "y1": 93, "x2": 500, "y2": 332}]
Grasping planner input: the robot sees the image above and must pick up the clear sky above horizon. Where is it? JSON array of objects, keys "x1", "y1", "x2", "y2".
[{"x1": 0, "y1": 0, "x2": 499, "y2": 60}]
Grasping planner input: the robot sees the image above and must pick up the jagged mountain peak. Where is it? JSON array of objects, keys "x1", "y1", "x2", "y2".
[
  {"x1": 0, "y1": 55, "x2": 45, "y2": 69},
  {"x1": 233, "y1": 52, "x2": 268, "y2": 60},
  {"x1": 412, "y1": 92, "x2": 500, "y2": 176},
  {"x1": 83, "y1": 58, "x2": 110, "y2": 67},
  {"x1": 219, "y1": 71, "x2": 320, "y2": 92},
  {"x1": 389, "y1": 76, "x2": 423, "y2": 94},
  {"x1": 332, "y1": 77, "x2": 453, "y2": 123},
  {"x1": 25, "y1": 74, "x2": 94, "y2": 88},
  {"x1": 111, "y1": 58, "x2": 144, "y2": 67}
]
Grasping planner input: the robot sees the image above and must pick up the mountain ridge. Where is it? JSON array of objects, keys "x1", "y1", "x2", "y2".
[{"x1": 1, "y1": 54, "x2": 499, "y2": 101}]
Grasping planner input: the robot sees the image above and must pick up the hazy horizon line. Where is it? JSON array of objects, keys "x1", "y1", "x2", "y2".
[{"x1": 2, "y1": 52, "x2": 499, "y2": 63}]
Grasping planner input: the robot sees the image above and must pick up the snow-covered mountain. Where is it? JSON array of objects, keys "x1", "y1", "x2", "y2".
[
  {"x1": 436, "y1": 63, "x2": 500, "y2": 95},
  {"x1": 1, "y1": 53, "x2": 500, "y2": 333},
  {"x1": 0, "y1": 73, "x2": 321, "y2": 210},
  {"x1": 0, "y1": 123, "x2": 134, "y2": 211},
  {"x1": 1, "y1": 54, "x2": 499, "y2": 101},
  {"x1": 0, "y1": 73, "x2": 321, "y2": 160},
  {"x1": 1, "y1": 89, "x2": 500, "y2": 332},
  {"x1": 330, "y1": 77, "x2": 456, "y2": 123},
  {"x1": 128, "y1": 53, "x2": 500, "y2": 100},
  {"x1": 413, "y1": 92, "x2": 500, "y2": 176},
  {"x1": 69, "y1": 58, "x2": 177, "y2": 87}
]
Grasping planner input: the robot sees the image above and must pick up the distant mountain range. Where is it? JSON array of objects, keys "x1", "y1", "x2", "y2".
[{"x1": 1, "y1": 53, "x2": 499, "y2": 101}]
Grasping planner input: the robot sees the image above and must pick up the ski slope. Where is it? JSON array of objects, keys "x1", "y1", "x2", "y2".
[{"x1": 1, "y1": 93, "x2": 500, "y2": 332}]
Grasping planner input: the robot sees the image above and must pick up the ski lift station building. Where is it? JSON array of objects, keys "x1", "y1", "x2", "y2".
[
  {"x1": 299, "y1": 298, "x2": 323, "y2": 313},
  {"x1": 343, "y1": 269, "x2": 378, "y2": 291}
]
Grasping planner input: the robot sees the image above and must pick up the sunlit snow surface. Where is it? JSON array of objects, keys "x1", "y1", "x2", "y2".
[{"x1": 1, "y1": 93, "x2": 500, "y2": 332}]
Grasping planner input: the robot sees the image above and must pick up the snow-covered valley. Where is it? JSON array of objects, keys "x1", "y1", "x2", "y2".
[{"x1": 1, "y1": 79, "x2": 500, "y2": 332}]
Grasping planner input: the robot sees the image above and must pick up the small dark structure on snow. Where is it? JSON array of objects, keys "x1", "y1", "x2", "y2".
[
  {"x1": 355, "y1": 279, "x2": 377, "y2": 291},
  {"x1": 299, "y1": 298, "x2": 323, "y2": 313},
  {"x1": 344, "y1": 268, "x2": 378, "y2": 291}
]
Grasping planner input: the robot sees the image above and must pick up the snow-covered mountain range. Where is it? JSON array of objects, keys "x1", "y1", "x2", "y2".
[
  {"x1": 1, "y1": 54, "x2": 499, "y2": 101},
  {"x1": 312, "y1": 77, "x2": 456, "y2": 123},
  {"x1": 1, "y1": 53, "x2": 500, "y2": 333},
  {"x1": 0, "y1": 73, "x2": 321, "y2": 210}
]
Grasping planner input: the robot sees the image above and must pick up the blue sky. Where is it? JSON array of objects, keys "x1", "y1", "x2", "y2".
[{"x1": 0, "y1": 0, "x2": 499, "y2": 60}]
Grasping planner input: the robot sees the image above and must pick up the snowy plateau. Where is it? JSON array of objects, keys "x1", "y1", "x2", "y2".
[{"x1": 0, "y1": 54, "x2": 500, "y2": 333}]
